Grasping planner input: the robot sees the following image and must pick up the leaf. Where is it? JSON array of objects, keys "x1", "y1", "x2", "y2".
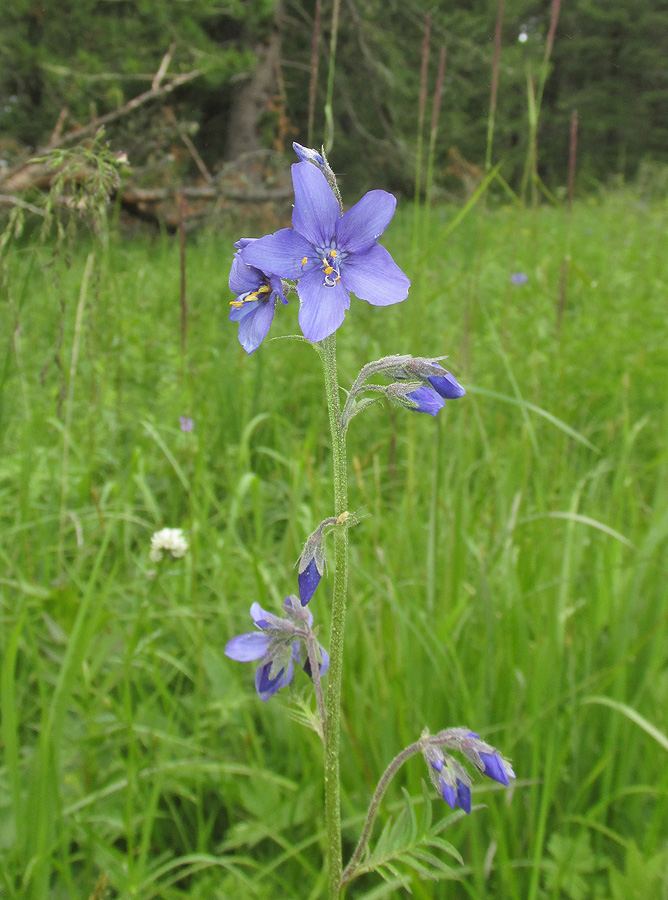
[{"x1": 352, "y1": 789, "x2": 464, "y2": 893}]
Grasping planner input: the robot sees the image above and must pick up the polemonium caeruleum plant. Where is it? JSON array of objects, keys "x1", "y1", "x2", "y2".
[{"x1": 226, "y1": 144, "x2": 515, "y2": 898}]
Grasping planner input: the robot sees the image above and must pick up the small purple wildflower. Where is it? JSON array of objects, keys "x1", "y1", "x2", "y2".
[
  {"x1": 426, "y1": 365, "x2": 466, "y2": 400},
  {"x1": 406, "y1": 386, "x2": 445, "y2": 417},
  {"x1": 463, "y1": 731, "x2": 516, "y2": 786},
  {"x1": 179, "y1": 416, "x2": 194, "y2": 432},
  {"x1": 229, "y1": 238, "x2": 288, "y2": 354},
  {"x1": 422, "y1": 728, "x2": 515, "y2": 815},
  {"x1": 241, "y1": 162, "x2": 410, "y2": 343},
  {"x1": 298, "y1": 557, "x2": 321, "y2": 606},
  {"x1": 225, "y1": 598, "x2": 328, "y2": 701},
  {"x1": 437, "y1": 761, "x2": 473, "y2": 815},
  {"x1": 511, "y1": 272, "x2": 528, "y2": 286},
  {"x1": 405, "y1": 367, "x2": 465, "y2": 416}
]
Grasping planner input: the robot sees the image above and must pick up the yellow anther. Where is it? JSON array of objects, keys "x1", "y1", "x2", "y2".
[
  {"x1": 257, "y1": 284, "x2": 271, "y2": 293},
  {"x1": 230, "y1": 300, "x2": 244, "y2": 307},
  {"x1": 324, "y1": 265, "x2": 334, "y2": 275},
  {"x1": 330, "y1": 249, "x2": 337, "y2": 258},
  {"x1": 301, "y1": 257, "x2": 308, "y2": 266}
]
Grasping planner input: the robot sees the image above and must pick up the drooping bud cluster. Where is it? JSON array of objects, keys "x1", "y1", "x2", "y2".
[
  {"x1": 420, "y1": 727, "x2": 515, "y2": 814},
  {"x1": 341, "y1": 354, "x2": 466, "y2": 427}
]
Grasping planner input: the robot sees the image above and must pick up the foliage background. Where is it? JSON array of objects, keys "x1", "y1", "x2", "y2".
[
  {"x1": 2, "y1": 2, "x2": 668, "y2": 899},
  {"x1": 2, "y1": 0, "x2": 668, "y2": 193}
]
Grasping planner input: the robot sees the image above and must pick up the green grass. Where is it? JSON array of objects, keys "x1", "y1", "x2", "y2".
[{"x1": 1, "y1": 189, "x2": 668, "y2": 899}]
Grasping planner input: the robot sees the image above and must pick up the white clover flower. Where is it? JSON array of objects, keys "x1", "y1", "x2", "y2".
[{"x1": 149, "y1": 527, "x2": 188, "y2": 563}]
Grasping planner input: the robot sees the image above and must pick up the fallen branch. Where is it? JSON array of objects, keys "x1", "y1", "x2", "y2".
[
  {"x1": 121, "y1": 183, "x2": 292, "y2": 204},
  {"x1": 0, "y1": 65, "x2": 203, "y2": 190}
]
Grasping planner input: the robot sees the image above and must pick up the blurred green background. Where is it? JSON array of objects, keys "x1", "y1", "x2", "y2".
[{"x1": 1, "y1": 2, "x2": 668, "y2": 899}]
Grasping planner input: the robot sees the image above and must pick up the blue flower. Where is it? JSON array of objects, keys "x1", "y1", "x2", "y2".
[
  {"x1": 397, "y1": 364, "x2": 465, "y2": 416},
  {"x1": 298, "y1": 557, "x2": 322, "y2": 606},
  {"x1": 406, "y1": 386, "x2": 445, "y2": 416},
  {"x1": 225, "y1": 598, "x2": 329, "y2": 701},
  {"x1": 479, "y1": 751, "x2": 514, "y2": 786},
  {"x1": 511, "y1": 272, "x2": 528, "y2": 286},
  {"x1": 438, "y1": 764, "x2": 472, "y2": 815},
  {"x1": 229, "y1": 238, "x2": 288, "y2": 354},
  {"x1": 240, "y1": 162, "x2": 410, "y2": 343},
  {"x1": 225, "y1": 602, "x2": 296, "y2": 701},
  {"x1": 463, "y1": 731, "x2": 516, "y2": 786},
  {"x1": 426, "y1": 365, "x2": 466, "y2": 400}
]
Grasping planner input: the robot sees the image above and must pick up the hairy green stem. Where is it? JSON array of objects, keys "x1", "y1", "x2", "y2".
[
  {"x1": 342, "y1": 740, "x2": 423, "y2": 885},
  {"x1": 319, "y1": 333, "x2": 348, "y2": 899}
]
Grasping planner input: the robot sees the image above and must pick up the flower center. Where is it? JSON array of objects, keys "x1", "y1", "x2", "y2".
[
  {"x1": 320, "y1": 248, "x2": 341, "y2": 287},
  {"x1": 230, "y1": 283, "x2": 271, "y2": 308}
]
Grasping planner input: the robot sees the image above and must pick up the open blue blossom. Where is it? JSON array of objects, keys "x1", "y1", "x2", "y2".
[
  {"x1": 240, "y1": 162, "x2": 410, "y2": 343},
  {"x1": 229, "y1": 238, "x2": 288, "y2": 354},
  {"x1": 511, "y1": 272, "x2": 528, "y2": 286},
  {"x1": 225, "y1": 598, "x2": 329, "y2": 701}
]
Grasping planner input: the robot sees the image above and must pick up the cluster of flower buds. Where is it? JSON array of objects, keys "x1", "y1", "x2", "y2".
[
  {"x1": 341, "y1": 354, "x2": 466, "y2": 428},
  {"x1": 225, "y1": 596, "x2": 329, "y2": 702},
  {"x1": 420, "y1": 728, "x2": 515, "y2": 814}
]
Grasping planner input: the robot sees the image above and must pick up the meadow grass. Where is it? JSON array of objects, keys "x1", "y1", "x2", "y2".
[{"x1": 1, "y1": 188, "x2": 667, "y2": 899}]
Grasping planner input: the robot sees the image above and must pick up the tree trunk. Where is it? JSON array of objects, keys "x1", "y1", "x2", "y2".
[{"x1": 225, "y1": 2, "x2": 284, "y2": 161}]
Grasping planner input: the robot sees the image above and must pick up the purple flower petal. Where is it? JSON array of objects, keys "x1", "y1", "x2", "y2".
[
  {"x1": 291, "y1": 162, "x2": 340, "y2": 248},
  {"x1": 255, "y1": 657, "x2": 294, "y2": 702},
  {"x1": 479, "y1": 752, "x2": 511, "y2": 786},
  {"x1": 241, "y1": 228, "x2": 314, "y2": 280},
  {"x1": 228, "y1": 298, "x2": 258, "y2": 322},
  {"x1": 250, "y1": 602, "x2": 274, "y2": 629},
  {"x1": 440, "y1": 779, "x2": 456, "y2": 809},
  {"x1": 229, "y1": 254, "x2": 262, "y2": 295},
  {"x1": 225, "y1": 632, "x2": 271, "y2": 662},
  {"x1": 429, "y1": 757, "x2": 444, "y2": 773},
  {"x1": 335, "y1": 190, "x2": 397, "y2": 254},
  {"x1": 407, "y1": 386, "x2": 445, "y2": 416},
  {"x1": 297, "y1": 269, "x2": 350, "y2": 342},
  {"x1": 456, "y1": 779, "x2": 472, "y2": 814},
  {"x1": 302, "y1": 643, "x2": 329, "y2": 678},
  {"x1": 427, "y1": 368, "x2": 466, "y2": 399},
  {"x1": 340, "y1": 244, "x2": 410, "y2": 307},
  {"x1": 235, "y1": 299, "x2": 277, "y2": 355},
  {"x1": 298, "y1": 557, "x2": 321, "y2": 606},
  {"x1": 269, "y1": 274, "x2": 288, "y2": 305}
]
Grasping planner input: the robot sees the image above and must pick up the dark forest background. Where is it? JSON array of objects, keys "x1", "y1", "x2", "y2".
[{"x1": 3, "y1": 0, "x2": 668, "y2": 199}]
